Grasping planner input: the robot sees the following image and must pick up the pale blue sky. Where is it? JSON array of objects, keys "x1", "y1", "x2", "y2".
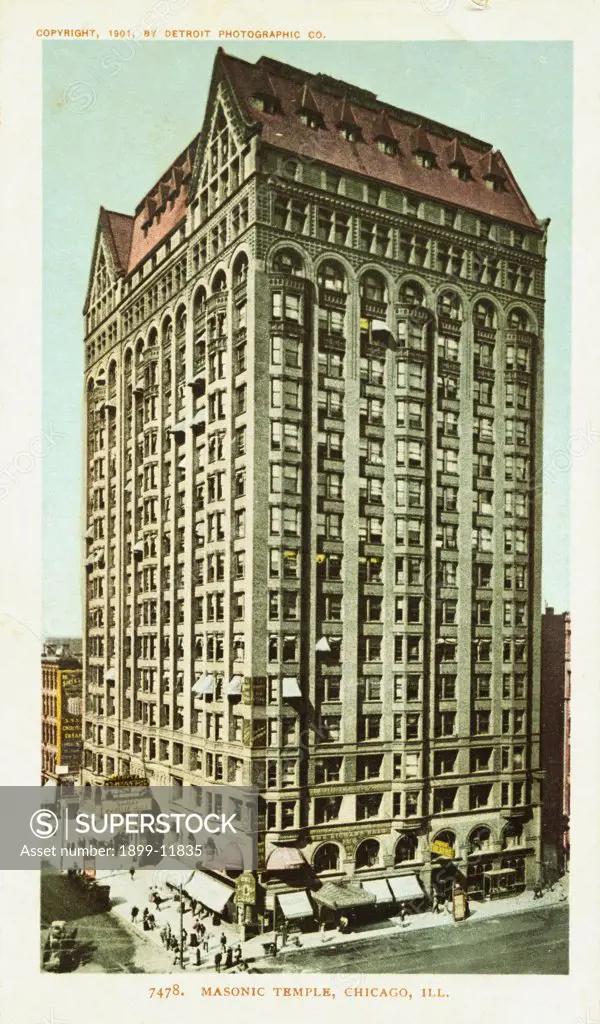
[{"x1": 43, "y1": 41, "x2": 572, "y2": 635}]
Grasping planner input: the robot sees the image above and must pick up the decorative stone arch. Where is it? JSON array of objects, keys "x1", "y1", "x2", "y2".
[
  {"x1": 313, "y1": 252, "x2": 356, "y2": 292},
  {"x1": 466, "y1": 824, "x2": 493, "y2": 856},
  {"x1": 160, "y1": 314, "x2": 173, "y2": 344},
  {"x1": 504, "y1": 301, "x2": 539, "y2": 334},
  {"x1": 435, "y1": 285, "x2": 467, "y2": 322},
  {"x1": 269, "y1": 243, "x2": 308, "y2": 278},
  {"x1": 107, "y1": 360, "x2": 117, "y2": 388},
  {"x1": 210, "y1": 266, "x2": 228, "y2": 293},
  {"x1": 95, "y1": 365, "x2": 107, "y2": 386},
  {"x1": 501, "y1": 820, "x2": 525, "y2": 851},
  {"x1": 174, "y1": 302, "x2": 187, "y2": 336},
  {"x1": 192, "y1": 282, "x2": 208, "y2": 319},
  {"x1": 470, "y1": 293, "x2": 500, "y2": 329},
  {"x1": 312, "y1": 842, "x2": 341, "y2": 874},
  {"x1": 357, "y1": 264, "x2": 394, "y2": 305},
  {"x1": 394, "y1": 832, "x2": 419, "y2": 865},
  {"x1": 230, "y1": 247, "x2": 250, "y2": 285},
  {"x1": 86, "y1": 375, "x2": 96, "y2": 394},
  {"x1": 396, "y1": 273, "x2": 433, "y2": 310},
  {"x1": 355, "y1": 837, "x2": 381, "y2": 870},
  {"x1": 147, "y1": 326, "x2": 159, "y2": 348},
  {"x1": 266, "y1": 238, "x2": 311, "y2": 277}
]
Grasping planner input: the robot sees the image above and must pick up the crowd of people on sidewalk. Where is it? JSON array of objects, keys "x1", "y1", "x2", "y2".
[{"x1": 124, "y1": 872, "x2": 246, "y2": 971}]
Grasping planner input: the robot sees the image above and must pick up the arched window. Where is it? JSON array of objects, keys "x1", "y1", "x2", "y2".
[
  {"x1": 508, "y1": 307, "x2": 531, "y2": 331},
  {"x1": 355, "y1": 838, "x2": 380, "y2": 869},
  {"x1": 395, "y1": 833, "x2": 418, "y2": 865},
  {"x1": 473, "y1": 299, "x2": 498, "y2": 330},
  {"x1": 108, "y1": 361, "x2": 117, "y2": 388},
  {"x1": 273, "y1": 248, "x2": 304, "y2": 277},
  {"x1": 233, "y1": 252, "x2": 249, "y2": 286},
  {"x1": 161, "y1": 318, "x2": 173, "y2": 345},
  {"x1": 399, "y1": 280, "x2": 425, "y2": 307},
  {"x1": 360, "y1": 271, "x2": 386, "y2": 304},
  {"x1": 467, "y1": 826, "x2": 492, "y2": 855},
  {"x1": 437, "y1": 290, "x2": 463, "y2": 321},
  {"x1": 147, "y1": 327, "x2": 158, "y2": 349},
  {"x1": 432, "y1": 830, "x2": 456, "y2": 858},
  {"x1": 501, "y1": 823, "x2": 524, "y2": 850},
  {"x1": 313, "y1": 843, "x2": 340, "y2": 873},
  {"x1": 317, "y1": 260, "x2": 346, "y2": 293},
  {"x1": 193, "y1": 286, "x2": 207, "y2": 319},
  {"x1": 175, "y1": 305, "x2": 187, "y2": 336},
  {"x1": 211, "y1": 269, "x2": 227, "y2": 293}
]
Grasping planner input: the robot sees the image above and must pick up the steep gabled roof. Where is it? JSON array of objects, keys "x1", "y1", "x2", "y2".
[
  {"x1": 447, "y1": 138, "x2": 471, "y2": 169},
  {"x1": 103, "y1": 209, "x2": 134, "y2": 273},
  {"x1": 216, "y1": 50, "x2": 542, "y2": 230}
]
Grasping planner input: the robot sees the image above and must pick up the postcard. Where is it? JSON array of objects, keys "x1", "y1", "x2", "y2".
[{"x1": 0, "y1": 1, "x2": 599, "y2": 1023}]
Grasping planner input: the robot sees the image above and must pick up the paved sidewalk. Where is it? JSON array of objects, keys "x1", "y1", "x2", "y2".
[
  {"x1": 96, "y1": 868, "x2": 241, "y2": 971},
  {"x1": 97, "y1": 868, "x2": 568, "y2": 973},
  {"x1": 244, "y1": 882, "x2": 569, "y2": 963}
]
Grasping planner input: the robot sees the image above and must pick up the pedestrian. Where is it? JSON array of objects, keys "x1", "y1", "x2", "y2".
[
  {"x1": 234, "y1": 944, "x2": 242, "y2": 964},
  {"x1": 172, "y1": 940, "x2": 180, "y2": 965},
  {"x1": 202, "y1": 936, "x2": 209, "y2": 954},
  {"x1": 399, "y1": 902, "x2": 408, "y2": 926},
  {"x1": 225, "y1": 946, "x2": 233, "y2": 969},
  {"x1": 143, "y1": 907, "x2": 149, "y2": 922},
  {"x1": 220, "y1": 932, "x2": 227, "y2": 952},
  {"x1": 199, "y1": 922, "x2": 206, "y2": 938},
  {"x1": 129, "y1": 866, "x2": 135, "y2": 881},
  {"x1": 181, "y1": 927, "x2": 188, "y2": 949},
  {"x1": 160, "y1": 926, "x2": 168, "y2": 946},
  {"x1": 195, "y1": 946, "x2": 201, "y2": 967},
  {"x1": 131, "y1": 906, "x2": 139, "y2": 924},
  {"x1": 431, "y1": 893, "x2": 439, "y2": 915},
  {"x1": 148, "y1": 913, "x2": 156, "y2": 930},
  {"x1": 214, "y1": 951, "x2": 222, "y2": 973}
]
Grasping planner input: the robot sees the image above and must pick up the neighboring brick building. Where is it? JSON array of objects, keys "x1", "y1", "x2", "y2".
[
  {"x1": 41, "y1": 653, "x2": 83, "y2": 782},
  {"x1": 81, "y1": 49, "x2": 547, "y2": 928},
  {"x1": 541, "y1": 609, "x2": 571, "y2": 876}
]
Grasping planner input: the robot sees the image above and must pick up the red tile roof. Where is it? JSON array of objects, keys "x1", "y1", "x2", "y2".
[
  {"x1": 101, "y1": 209, "x2": 134, "y2": 275},
  {"x1": 126, "y1": 137, "x2": 199, "y2": 274},
  {"x1": 219, "y1": 50, "x2": 541, "y2": 230}
]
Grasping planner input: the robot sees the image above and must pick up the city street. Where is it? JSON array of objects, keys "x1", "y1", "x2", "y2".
[
  {"x1": 250, "y1": 904, "x2": 568, "y2": 976},
  {"x1": 40, "y1": 873, "x2": 172, "y2": 973}
]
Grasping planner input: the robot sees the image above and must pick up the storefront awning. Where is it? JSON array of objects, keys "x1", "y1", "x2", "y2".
[
  {"x1": 105, "y1": 667, "x2": 116, "y2": 682},
  {"x1": 387, "y1": 874, "x2": 424, "y2": 902},
  {"x1": 191, "y1": 409, "x2": 206, "y2": 426},
  {"x1": 362, "y1": 878, "x2": 394, "y2": 903},
  {"x1": 277, "y1": 890, "x2": 314, "y2": 920},
  {"x1": 227, "y1": 675, "x2": 243, "y2": 697},
  {"x1": 265, "y1": 847, "x2": 307, "y2": 872},
  {"x1": 282, "y1": 676, "x2": 301, "y2": 698},
  {"x1": 169, "y1": 420, "x2": 186, "y2": 434},
  {"x1": 315, "y1": 637, "x2": 331, "y2": 653},
  {"x1": 184, "y1": 872, "x2": 234, "y2": 913},
  {"x1": 313, "y1": 882, "x2": 376, "y2": 910}
]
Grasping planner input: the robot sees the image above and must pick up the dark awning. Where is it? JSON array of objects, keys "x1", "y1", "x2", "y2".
[{"x1": 313, "y1": 882, "x2": 376, "y2": 910}]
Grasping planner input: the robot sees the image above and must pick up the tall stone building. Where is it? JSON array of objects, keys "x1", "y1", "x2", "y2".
[{"x1": 82, "y1": 49, "x2": 547, "y2": 924}]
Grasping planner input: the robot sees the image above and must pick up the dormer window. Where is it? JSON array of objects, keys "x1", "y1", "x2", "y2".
[
  {"x1": 415, "y1": 152, "x2": 435, "y2": 169},
  {"x1": 251, "y1": 94, "x2": 279, "y2": 114},
  {"x1": 300, "y1": 110, "x2": 323, "y2": 130},
  {"x1": 479, "y1": 150, "x2": 506, "y2": 192},
  {"x1": 411, "y1": 124, "x2": 436, "y2": 169},
  {"x1": 340, "y1": 125, "x2": 361, "y2": 142},
  {"x1": 447, "y1": 139, "x2": 471, "y2": 181},
  {"x1": 377, "y1": 138, "x2": 397, "y2": 156}
]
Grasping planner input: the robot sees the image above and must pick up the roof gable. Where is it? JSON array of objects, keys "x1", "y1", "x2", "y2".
[{"x1": 83, "y1": 208, "x2": 133, "y2": 314}]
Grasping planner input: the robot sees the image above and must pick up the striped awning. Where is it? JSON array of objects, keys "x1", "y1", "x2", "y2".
[
  {"x1": 265, "y1": 847, "x2": 307, "y2": 872},
  {"x1": 362, "y1": 878, "x2": 394, "y2": 903}
]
